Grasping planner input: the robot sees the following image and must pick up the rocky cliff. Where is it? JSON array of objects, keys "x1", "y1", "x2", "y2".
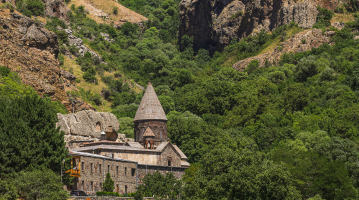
[
  {"x1": 56, "y1": 110, "x2": 120, "y2": 144},
  {"x1": 179, "y1": 0, "x2": 319, "y2": 52},
  {"x1": 0, "y1": 11, "x2": 94, "y2": 112},
  {"x1": 232, "y1": 29, "x2": 333, "y2": 71}
]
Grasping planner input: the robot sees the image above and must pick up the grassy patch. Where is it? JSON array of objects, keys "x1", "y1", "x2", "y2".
[{"x1": 230, "y1": 11, "x2": 243, "y2": 19}]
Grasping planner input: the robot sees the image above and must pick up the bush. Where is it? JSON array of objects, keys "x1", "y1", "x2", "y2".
[
  {"x1": 83, "y1": 67, "x2": 98, "y2": 84},
  {"x1": 0, "y1": 66, "x2": 11, "y2": 77},
  {"x1": 17, "y1": 0, "x2": 45, "y2": 17},
  {"x1": 113, "y1": 7, "x2": 118, "y2": 15},
  {"x1": 68, "y1": 45, "x2": 79, "y2": 55},
  {"x1": 96, "y1": 191, "x2": 120, "y2": 197},
  {"x1": 245, "y1": 60, "x2": 259, "y2": 74}
]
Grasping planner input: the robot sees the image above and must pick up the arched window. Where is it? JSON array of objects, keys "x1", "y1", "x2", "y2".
[
  {"x1": 96, "y1": 122, "x2": 101, "y2": 131},
  {"x1": 153, "y1": 126, "x2": 158, "y2": 138},
  {"x1": 159, "y1": 127, "x2": 163, "y2": 139}
]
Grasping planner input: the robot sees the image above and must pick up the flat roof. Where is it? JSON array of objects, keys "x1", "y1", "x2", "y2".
[{"x1": 69, "y1": 150, "x2": 137, "y2": 163}]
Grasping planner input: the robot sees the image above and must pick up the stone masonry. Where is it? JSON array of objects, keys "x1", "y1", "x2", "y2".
[{"x1": 70, "y1": 151, "x2": 137, "y2": 195}]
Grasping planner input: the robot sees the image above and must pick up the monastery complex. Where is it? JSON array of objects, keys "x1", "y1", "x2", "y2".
[{"x1": 56, "y1": 82, "x2": 189, "y2": 195}]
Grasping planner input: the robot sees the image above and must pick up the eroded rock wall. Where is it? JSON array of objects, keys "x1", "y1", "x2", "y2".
[
  {"x1": 179, "y1": 0, "x2": 319, "y2": 52},
  {"x1": 57, "y1": 110, "x2": 120, "y2": 141},
  {"x1": 232, "y1": 29, "x2": 333, "y2": 71},
  {"x1": 0, "y1": 12, "x2": 94, "y2": 112}
]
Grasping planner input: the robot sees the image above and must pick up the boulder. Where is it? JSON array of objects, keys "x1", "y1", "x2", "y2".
[{"x1": 56, "y1": 110, "x2": 120, "y2": 139}]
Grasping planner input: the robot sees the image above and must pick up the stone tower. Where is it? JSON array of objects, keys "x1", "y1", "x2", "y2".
[{"x1": 134, "y1": 82, "x2": 168, "y2": 145}]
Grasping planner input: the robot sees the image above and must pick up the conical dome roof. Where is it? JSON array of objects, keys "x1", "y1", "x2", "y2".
[{"x1": 134, "y1": 82, "x2": 168, "y2": 121}]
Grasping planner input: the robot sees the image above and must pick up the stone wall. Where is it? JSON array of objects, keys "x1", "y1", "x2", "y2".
[
  {"x1": 70, "y1": 155, "x2": 137, "y2": 195},
  {"x1": 137, "y1": 164, "x2": 186, "y2": 181},
  {"x1": 70, "y1": 197, "x2": 156, "y2": 200},
  {"x1": 158, "y1": 144, "x2": 182, "y2": 167},
  {"x1": 134, "y1": 120, "x2": 168, "y2": 145}
]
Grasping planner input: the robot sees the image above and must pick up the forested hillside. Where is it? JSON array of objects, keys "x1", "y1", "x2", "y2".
[{"x1": 2, "y1": 0, "x2": 359, "y2": 198}]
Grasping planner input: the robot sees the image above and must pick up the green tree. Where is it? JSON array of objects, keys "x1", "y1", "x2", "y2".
[
  {"x1": 0, "y1": 95, "x2": 71, "y2": 184},
  {"x1": 134, "y1": 171, "x2": 182, "y2": 199},
  {"x1": 0, "y1": 179, "x2": 17, "y2": 200},
  {"x1": 103, "y1": 172, "x2": 114, "y2": 192},
  {"x1": 13, "y1": 168, "x2": 68, "y2": 200},
  {"x1": 245, "y1": 60, "x2": 259, "y2": 74}
]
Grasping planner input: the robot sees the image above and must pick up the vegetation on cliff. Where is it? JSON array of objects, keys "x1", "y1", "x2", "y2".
[{"x1": 4, "y1": 0, "x2": 359, "y2": 198}]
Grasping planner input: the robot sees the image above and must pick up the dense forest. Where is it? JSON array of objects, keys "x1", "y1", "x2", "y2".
[{"x1": 2, "y1": 0, "x2": 359, "y2": 198}]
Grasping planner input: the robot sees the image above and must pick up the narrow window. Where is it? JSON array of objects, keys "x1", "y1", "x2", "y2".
[
  {"x1": 91, "y1": 163, "x2": 93, "y2": 173},
  {"x1": 81, "y1": 162, "x2": 84, "y2": 171},
  {"x1": 131, "y1": 168, "x2": 135, "y2": 176},
  {"x1": 108, "y1": 165, "x2": 110, "y2": 173},
  {"x1": 125, "y1": 167, "x2": 127, "y2": 175},
  {"x1": 125, "y1": 185, "x2": 127, "y2": 194},
  {"x1": 82, "y1": 181, "x2": 84, "y2": 190},
  {"x1": 160, "y1": 131, "x2": 162, "y2": 139},
  {"x1": 116, "y1": 166, "x2": 118, "y2": 175},
  {"x1": 168, "y1": 160, "x2": 171, "y2": 166},
  {"x1": 91, "y1": 181, "x2": 93, "y2": 191},
  {"x1": 100, "y1": 183, "x2": 102, "y2": 191},
  {"x1": 116, "y1": 184, "x2": 119, "y2": 193},
  {"x1": 99, "y1": 164, "x2": 101, "y2": 174}
]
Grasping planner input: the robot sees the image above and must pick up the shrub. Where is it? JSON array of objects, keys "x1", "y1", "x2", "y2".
[
  {"x1": 113, "y1": 7, "x2": 118, "y2": 15},
  {"x1": 17, "y1": 0, "x2": 45, "y2": 17},
  {"x1": 0, "y1": 66, "x2": 11, "y2": 77},
  {"x1": 68, "y1": 45, "x2": 79, "y2": 55},
  {"x1": 83, "y1": 67, "x2": 98, "y2": 84},
  {"x1": 302, "y1": 39, "x2": 306, "y2": 44},
  {"x1": 313, "y1": 6, "x2": 334, "y2": 29},
  {"x1": 59, "y1": 45, "x2": 67, "y2": 54},
  {"x1": 64, "y1": 0, "x2": 70, "y2": 4},
  {"x1": 96, "y1": 191, "x2": 120, "y2": 197},
  {"x1": 245, "y1": 60, "x2": 259, "y2": 74},
  {"x1": 56, "y1": 30, "x2": 69, "y2": 45}
]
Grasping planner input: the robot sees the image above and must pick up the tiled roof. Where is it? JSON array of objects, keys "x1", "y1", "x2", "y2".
[
  {"x1": 156, "y1": 142, "x2": 169, "y2": 151},
  {"x1": 173, "y1": 144, "x2": 188, "y2": 159},
  {"x1": 127, "y1": 142, "x2": 144, "y2": 149},
  {"x1": 134, "y1": 82, "x2": 168, "y2": 121},
  {"x1": 181, "y1": 160, "x2": 190, "y2": 167},
  {"x1": 71, "y1": 145, "x2": 161, "y2": 153},
  {"x1": 143, "y1": 127, "x2": 155, "y2": 137}
]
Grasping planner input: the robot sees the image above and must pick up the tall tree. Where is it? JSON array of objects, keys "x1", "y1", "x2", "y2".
[
  {"x1": 103, "y1": 173, "x2": 114, "y2": 192},
  {"x1": 0, "y1": 95, "x2": 71, "y2": 184}
]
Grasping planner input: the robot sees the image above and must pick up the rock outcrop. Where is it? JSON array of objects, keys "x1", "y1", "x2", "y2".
[
  {"x1": 0, "y1": 11, "x2": 94, "y2": 112},
  {"x1": 56, "y1": 110, "x2": 120, "y2": 144},
  {"x1": 179, "y1": 0, "x2": 319, "y2": 52},
  {"x1": 43, "y1": 0, "x2": 70, "y2": 22},
  {"x1": 232, "y1": 29, "x2": 332, "y2": 71},
  {"x1": 65, "y1": 29, "x2": 102, "y2": 59}
]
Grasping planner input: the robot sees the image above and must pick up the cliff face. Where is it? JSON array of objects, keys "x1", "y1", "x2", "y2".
[
  {"x1": 56, "y1": 110, "x2": 120, "y2": 145},
  {"x1": 232, "y1": 29, "x2": 333, "y2": 71},
  {"x1": 179, "y1": 0, "x2": 318, "y2": 52},
  {"x1": 0, "y1": 12, "x2": 94, "y2": 112}
]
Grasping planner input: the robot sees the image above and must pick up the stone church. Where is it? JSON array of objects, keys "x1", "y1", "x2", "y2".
[{"x1": 57, "y1": 82, "x2": 189, "y2": 195}]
